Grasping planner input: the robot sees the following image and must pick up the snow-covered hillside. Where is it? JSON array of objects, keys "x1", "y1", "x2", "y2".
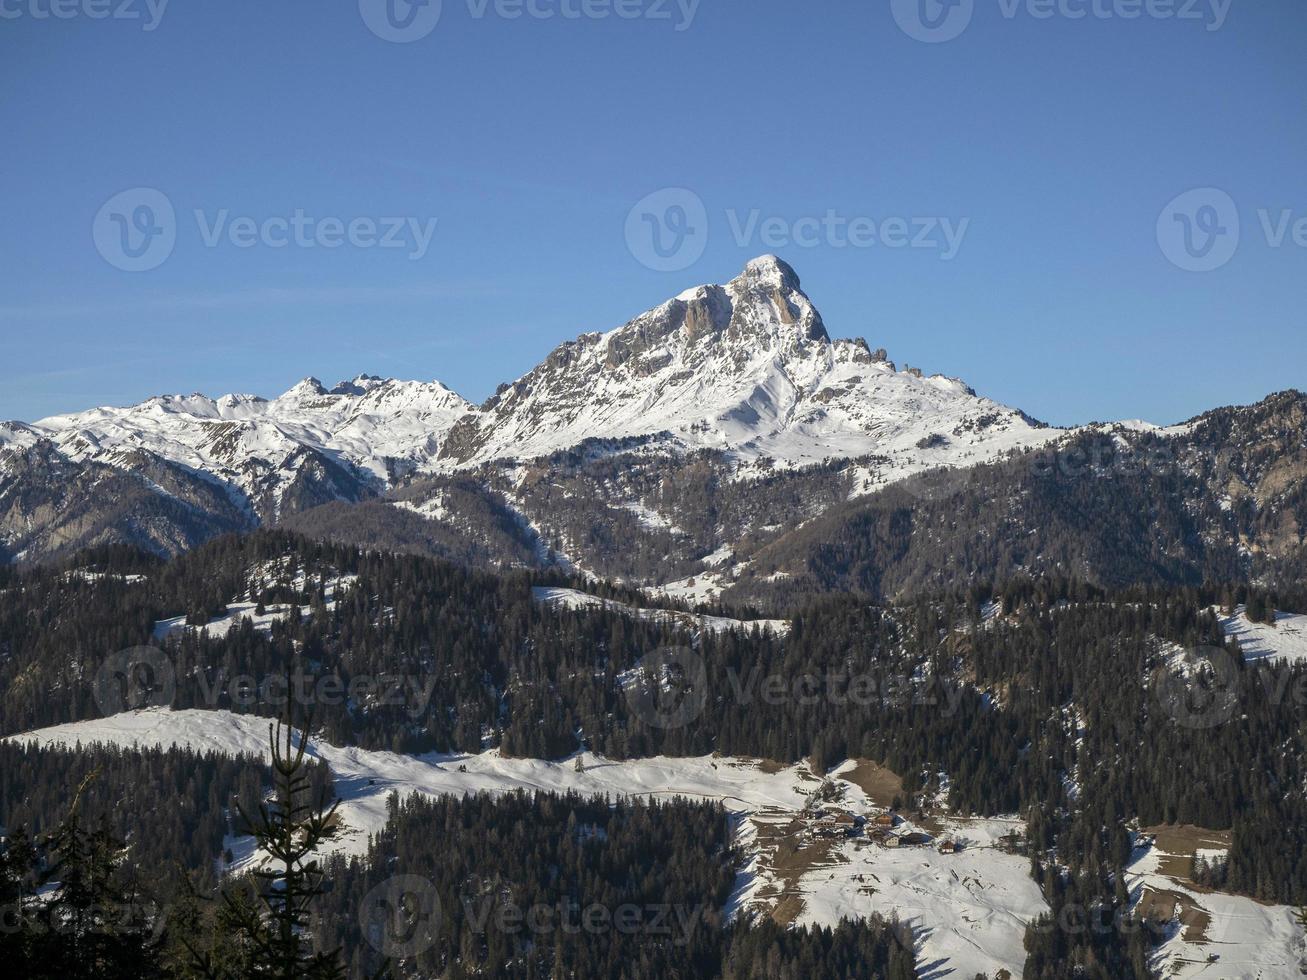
[
  {"x1": 9, "y1": 257, "x2": 1062, "y2": 523},
  {"x1": 10, "y1": 707, "x2": 1051, "y2": 979},
  {"x1": 1127, "y1": 832, "x2": 1305, "y2": 979},
  {"x1": 531, "y1": 586, "x2": 790, "y2": 636},
  {"x1": 29, "y1": 375, "x2": 472, "y2": 517},
  {"x1": 438, "y1": 255, "x2": 1059, "y2": 475},
  {"x1": 1219, "y1": 605, "x2": 1307, "y2": 665}
]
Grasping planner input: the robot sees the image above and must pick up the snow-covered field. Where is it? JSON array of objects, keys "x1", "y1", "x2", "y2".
[
  {"x1": 531, "y1": 586, "x2": 790, "y2": 636},
  {"x1": 1127, "y1": 837, "x2": 1306, "y2": 979},
  {"x1": 15, "y1": 707, "x2": 1302, "y2": 977},
  {"x1": 793, "y1": 823, "x2": 1045, "y2": 980},
  {"x1": 1219, "y1": 605, "x2": 1307, "y2": 665},
  {"x1": 11, "y1": 708, "x2": 1040, "y2": 979}
]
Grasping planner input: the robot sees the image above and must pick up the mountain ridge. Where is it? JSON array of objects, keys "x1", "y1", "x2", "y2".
[
  {"x1": 1, "y1": 257, "x2": 1298, "y2": 575},
  {"x1": 7, "y1": 256, "x2": 1061, "y2": 484}
]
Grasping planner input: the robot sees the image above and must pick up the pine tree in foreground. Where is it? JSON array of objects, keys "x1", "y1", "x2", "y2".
[
  {"x1": 186, "y1": 697, "x2": 355, "y2": 980},
  {"x1": 0, "y1": 770, "x2": 166, "y2": 978}
]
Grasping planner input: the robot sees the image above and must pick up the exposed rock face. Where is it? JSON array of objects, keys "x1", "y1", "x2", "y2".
[
  {"x1": 0, "y1": 440, "x2": 252, "y2": 562},
  {"x1": 10, "y1": 255, "x2": 1296, "y2": 580},
  {"x1": 435, "y1": 255, "x2": 1049, "y2": 470}
]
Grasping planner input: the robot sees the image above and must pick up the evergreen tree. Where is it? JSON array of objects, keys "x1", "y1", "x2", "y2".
[{"x1": 186, "y1": 699, "x2": 351, "y2": 980}]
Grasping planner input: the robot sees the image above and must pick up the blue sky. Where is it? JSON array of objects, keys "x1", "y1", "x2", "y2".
[{"x1": 1, "y1": 0, "x2": 1303, "y2": 426}]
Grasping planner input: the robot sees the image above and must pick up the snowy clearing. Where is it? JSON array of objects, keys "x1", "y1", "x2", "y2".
[
  {"x1": 1218, "y1": 605, "x2": 1307, "y2": 665},
  {"x1": 12, "y1": 708, "x2": 1043, "y2": 979},
  {"x1": 1127, "y1": 833, "x2": 1306, "y2": 979},
  {"x1": 531, "y1": 586, "x2": 789, "y2": 636}
]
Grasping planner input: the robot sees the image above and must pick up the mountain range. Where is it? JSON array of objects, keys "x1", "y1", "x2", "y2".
[{"x1": 2, "y1": 255, "x2": 1303, "y2": 605}]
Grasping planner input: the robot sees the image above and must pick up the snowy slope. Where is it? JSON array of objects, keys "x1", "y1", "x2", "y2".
[
  {"x1": 1127, "y1": 837, "x2": 1305, "y2": 979},
  {"x1": 792, "y1": 817, "x2": 1046, "y2": 980},
  {"x1": 1218, "y1": 605, "x2": 1307, "y2": 665},
  {"x1": 531, "y1": 586, "x2": 790, "y2": 636},
  {"x1": 15, "y1": 257, "x2": 1063, "y2": 515},
  {"x1": 10, "y1": 707, "x2": 1051, "y2": 979},
  {"x1": 29, "y1": 375, "x2": 472, "y2": 517},
  {"x1": 437, "y1": 255, "x2": 1060, "y2": 477}
]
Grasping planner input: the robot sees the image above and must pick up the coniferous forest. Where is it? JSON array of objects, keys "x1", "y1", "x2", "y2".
[{"x1": 1, "y1": 532, "x2": 1305, "y2": 977}]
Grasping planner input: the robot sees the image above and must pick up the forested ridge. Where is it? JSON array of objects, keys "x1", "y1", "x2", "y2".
[{"x1": 1, "y1": 531, "x2": 1305, "y2": 977}]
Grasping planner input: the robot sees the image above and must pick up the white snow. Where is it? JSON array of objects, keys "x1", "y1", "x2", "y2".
[
  {"x1": 1218, "y1": 605, "x2": 1307, "y2": 665},
  {"x1": 153, "y1": 568, "x2": 357, "y2": 640},
  {"x1": 618, "y1": 500, "x2": 677, "y2": 532},
  {"x1": 531, "y1": 586, "x2": 789, "y2": 636},
  {"x1": 792, "y1": 819, "x2": 1046, "y2": 980},
  {"x1": 8, "y1": 708, "x2": 1051, "y2": 979},
  {"x1": 153, "y1": 603, "x2": 305, "y2": 641},
  {"x1": 28, "y1": 375, "x2": 472, "y2": 514},
  {"x1": 1127, "y1": 838, "x2": 1306, "y2": 979},
  {"x1": 391, "y1": 492, "x2": 450, "y2": 522}
]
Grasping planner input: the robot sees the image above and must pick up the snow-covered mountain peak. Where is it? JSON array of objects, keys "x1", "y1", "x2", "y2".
[
  {"x1": 276, "y1": 377, "x2": 331, "y2": 405},
  {"x1": 6, "y1": 256, "x2": 1064, "y2": 541},
  {"x1": 436, "y1": 256, "x2": 1057, "y2": 473},
  {"x1": 328, "y1": 374, "x2": 389, "y2": 396},
  {"x1": 741, "y1": 253, "x2": 802, "y2": 289}
]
